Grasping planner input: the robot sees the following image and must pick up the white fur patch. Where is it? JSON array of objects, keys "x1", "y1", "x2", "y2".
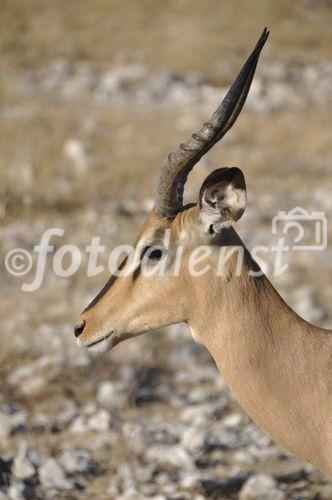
[
  {"x1": 199, "y1": 184, "x2": 246, "y2": 233},
  {"x1": 77, "y1": 335, "x2": 114, "y2": 354},
  {"x1": 87, "y1": 336, "x2": 114, "y2": 354},
  {"x1": 190, "y1": 327, "x2": 200, "y2": 343}
]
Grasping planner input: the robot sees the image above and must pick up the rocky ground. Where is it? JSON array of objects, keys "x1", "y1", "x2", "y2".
[{"x1": 1, "y1": 1, "x2": 332, "y2": 498}]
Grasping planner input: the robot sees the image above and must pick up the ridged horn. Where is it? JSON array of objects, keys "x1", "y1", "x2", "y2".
[{"x1": 154, "y1": 28, "x2": 269, "y2": 219}]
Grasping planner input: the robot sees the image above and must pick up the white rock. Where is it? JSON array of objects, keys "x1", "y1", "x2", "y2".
[
  {"x1": 292, "y1": 285, "x2": 325, "y2": 323},
  {"x1": 63, "y1": 138, "x2": 90, "y2": 174},
  {"x1": 39, "y1": 458, "x2": 73, "y2": 490},
  {"x1": 60, "y1": 450, "x2": 92, "y2": 474},
  {"x1": 232, "y1": 450, "x2": 255, "y2": 467},
  {"x1": 96, "y1": 64, "x2": 146, "y2": 100},
  {"x1": 56, "y1": 402, "x2": 78, "y2": 425},
  {"x1": 96, "y1": 381, "x2": 127, "y2": 410},
  {"x1": 239, "y1": 474, "x2": 285, "y2": 500},
  {"x1": 20, "y1": 376, "x2": 48, "y2": 398},
  {"x1": 0, "y1": 412, "x2": 12, "y2": 439},
  {"x1": 13, "y1": 443, "x2": 35, "y2": 479},
  {"x1": 181, "y1": 426, "x2": 208, "y2": 453},
  {"x1": 179, "y1": 471, "x2": 201, "y2": 489},
  {"x1": 42, "y1": 58, "x2": 70, "y2": 91},
  {"x1": 69, "y1": 415, "x2": 87, "y2": 434},
  {"x1": 142, "y1": 198, "x2": 154, "y2": 213},
  {"x1": 223, "y1": 413, "x2": 243, "y2": 427},
  {"x1": 108, "y1": 477, "x2": 121, "y2": 496},
  {"x1": 8, "y1": 163, "x2": 34, "y2": 192},
  {"x1": 180, "y1": 401, "x2": 227, "y2": 426},
  {"x1": 10, "y1": 410, "x2": 28, "y2": 431},
  {"x1": 70, "y1": 405, "x2": 112, "y2": 433},
  {"x1": 122, "y1": 422, "x2": 146, "y2": 454},
  {"x1": 0, "y1": 410, "x2": 27, "y2": 437},
  {"x1": 117, "y1": 488, "x2": 140, "y2": 499},
  {"x1": 7, "y1": 356, "x2": 63, "y2": 386},
  {"x1": 186, "y1": 387, "x2": 213, "y2": 404},
  {"x1": 7, "y1": 481, "x2": 25, "y2": 500},
  {"x1": 82, "y1": 402, "x2": 98, "y2": 416},
  {"x1": 87, "y1": 409, "x2": 111, "y2": 432},
  {"x1": 146, "y1": 445, "x2": 195, "y2": 472},
  {"x1": 62, "y1": 62, "x2": 96, "y2": 98}
]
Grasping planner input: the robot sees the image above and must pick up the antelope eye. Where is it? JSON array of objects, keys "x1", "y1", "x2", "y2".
[{"x1": 141, "y1": 246, "x2": 165, "y2": 261}]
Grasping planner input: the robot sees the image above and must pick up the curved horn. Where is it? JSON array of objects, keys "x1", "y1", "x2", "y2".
[{"x1": 154, "y1": 28, "x2": 269, "y2": 219}]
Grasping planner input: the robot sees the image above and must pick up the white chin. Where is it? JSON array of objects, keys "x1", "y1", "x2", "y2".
[{"x1": 87, "y1": 337, "x2": 114, "y2": 354}]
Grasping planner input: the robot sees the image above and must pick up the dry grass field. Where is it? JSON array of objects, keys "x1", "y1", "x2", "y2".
[{"x1": 1, "y1": 1, "x2": 332, "y2": 498}]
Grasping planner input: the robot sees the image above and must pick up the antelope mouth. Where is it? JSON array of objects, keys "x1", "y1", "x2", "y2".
[
  {"x1": 87, "y1": 332, "x2": 112, "y2": 347},
  {"x1": 84, "y1": 331, "x2": 114, "y2": 353}
]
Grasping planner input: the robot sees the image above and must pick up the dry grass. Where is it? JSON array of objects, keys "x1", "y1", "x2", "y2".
[
  {"x1": 2, "y1": 0, "x2": 332, "y2": 71},
  {"x1": 1, "y1": 0, "x2": 332, "y2": 223}
]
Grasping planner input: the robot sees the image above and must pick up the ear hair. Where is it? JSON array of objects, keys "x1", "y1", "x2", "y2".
[{"x1": 198, "y1": 167, "x2": 246, "y2": 234}]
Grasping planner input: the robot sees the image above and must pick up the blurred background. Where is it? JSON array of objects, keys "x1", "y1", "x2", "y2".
[{"x1": 1, "y1": 1, "x2": 332, "y2": 498}]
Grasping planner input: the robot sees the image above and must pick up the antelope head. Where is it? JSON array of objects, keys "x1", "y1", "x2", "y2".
[{"x1": 75, "y1": 29, "x2": 269, "y2": 353}]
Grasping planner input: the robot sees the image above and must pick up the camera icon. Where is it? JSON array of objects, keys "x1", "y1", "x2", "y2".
[{"x1": 272, "y1": 206, "x2": 327, "y2": 251}]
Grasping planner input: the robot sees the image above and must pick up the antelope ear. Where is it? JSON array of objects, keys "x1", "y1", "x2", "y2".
[{"x1": 198, "y1": 167, "x2": 246, "y2": 234}]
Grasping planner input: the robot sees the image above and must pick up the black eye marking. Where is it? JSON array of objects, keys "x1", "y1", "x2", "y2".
[
  {"x1": 148, "y1": 248, "x2": 164, "y2": 260},
  {"x1": 84, "y1": 256, "x2": 128, "y2": 312},
  {"x1": 133, "y1": 263, "x2": 141, "y2": 281},
  {"x1": 140, "y1": 246, "x2": 165, "y2": 262}
]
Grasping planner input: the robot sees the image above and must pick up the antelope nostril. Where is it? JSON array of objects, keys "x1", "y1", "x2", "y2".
[{"x1": 74, "y1": 320, "x2": 86, "y2": 338}]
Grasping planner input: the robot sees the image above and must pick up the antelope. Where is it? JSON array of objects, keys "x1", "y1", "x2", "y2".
[{"x1": 74, "y1": 29, "x2": 332, "y2": 476}]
